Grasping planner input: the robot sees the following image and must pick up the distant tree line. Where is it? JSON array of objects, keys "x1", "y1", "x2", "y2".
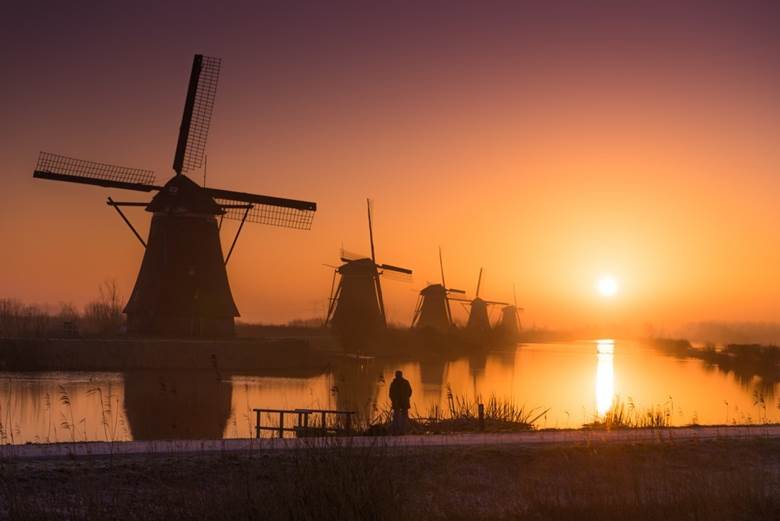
[{"x1": 0, "y1": 280, "x2": 124, "y2": 338}]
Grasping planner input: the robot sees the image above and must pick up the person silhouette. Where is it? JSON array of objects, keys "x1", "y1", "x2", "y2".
[{"x1": 389, "y1": 370, "x2": 412, "y2": 434}]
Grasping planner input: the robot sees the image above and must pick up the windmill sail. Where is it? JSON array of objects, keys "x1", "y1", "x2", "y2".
[
  {"x1": 379, "y1": 263, "x2": 413, "y2": 274},
  {"x1": 173, "y1": 55, "x2": 221, "y2": 175},
  {"x1": 34, "y1": 152, "x2": 158, "y2": 191},
  {"x1": 208, "y1": 187, "x2": 317, "y2": 230}
]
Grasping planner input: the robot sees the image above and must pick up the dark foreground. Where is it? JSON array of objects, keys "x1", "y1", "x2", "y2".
[{"x1": 1, "y1": 438, "x2": 778, "y2": 520}]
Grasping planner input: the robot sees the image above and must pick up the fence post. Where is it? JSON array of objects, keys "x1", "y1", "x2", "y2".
[
  {"x1": 279, "y1": 411, "x2": 284, "y2": 438},
  {"x1": 345, "y1": 413, "x2": 352, "y2": 435},
  {"x1": 321, "y1": 411, "x2": 327, "y2": 433},
  {"x1": 255, "y1": 410, "x2": 261, "y2": 439},
  {"x1": 478, "y1": 403, "x2": 485, "y2": 431}
]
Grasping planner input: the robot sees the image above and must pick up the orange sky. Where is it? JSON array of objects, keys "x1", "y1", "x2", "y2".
[{"x1": 2, "y1": 2, "x2": 779, "y2": 330}]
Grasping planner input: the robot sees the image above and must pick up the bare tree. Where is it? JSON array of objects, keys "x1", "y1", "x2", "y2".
[{"x1": 83, "y1": 279, "x2": 125, "y2": 336}]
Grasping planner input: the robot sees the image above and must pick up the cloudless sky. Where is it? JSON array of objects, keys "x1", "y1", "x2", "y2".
[{"x1": 2, "y1": 1, "x2": 779, "y2": 331}]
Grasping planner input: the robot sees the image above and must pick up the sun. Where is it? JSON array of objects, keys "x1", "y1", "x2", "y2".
[{"x1": 596, "y1": 275, "x2": 619, "y2": 297}]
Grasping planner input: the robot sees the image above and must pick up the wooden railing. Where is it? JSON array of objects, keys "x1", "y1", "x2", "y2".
[{"x1": 253, "y1": 408, "x2": 356, "y2": 438}]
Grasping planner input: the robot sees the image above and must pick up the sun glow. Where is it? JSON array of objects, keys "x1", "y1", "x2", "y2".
[{"x1": 596, "y1": 275, "x2": 619, "y2": 297}]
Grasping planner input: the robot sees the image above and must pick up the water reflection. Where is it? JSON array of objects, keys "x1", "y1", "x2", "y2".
[
  {"x1": 0, "y1": 374, "x2": 130, "y2": 444},
  {"x1": 1, "y1": 340, "x2": 778, "y2": 444},
  {"x1": 595, "y1": 339, "x2": 615, "y2": 416},
  {"x1": 123, "y1": 371, "x2": 232, "y2": 440}
]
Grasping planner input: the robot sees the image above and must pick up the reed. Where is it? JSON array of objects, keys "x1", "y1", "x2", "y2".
[
  {"x1": 584, "y1": 396, "x2": 672, "y2": 430},
  {"x1": 368, "y1": 389, "x2": 548, "y2": 434}
]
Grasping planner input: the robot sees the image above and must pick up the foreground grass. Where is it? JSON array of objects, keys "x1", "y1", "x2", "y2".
[
  {"x1": 1, "y1": 438, "x2": 778, "y2": 520},
  {"x1": 368, "y1": 392, "x2": 548, "y2": 435}
]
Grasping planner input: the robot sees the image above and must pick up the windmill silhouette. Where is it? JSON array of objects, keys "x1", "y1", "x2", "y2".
[
  {"x1": 325, "y1": 199, "x2": 412, "y2": 342},
  {"x1": 411, "y1": 247, "x2": 466, "y2": 332},
  {"x1": 32, "y1": 54, "x2": 317, "y2": 337},
  {"x1": 451, "y1": 268, "x2": 508, "y2": 333},
  {"x1": 497, "y1": 284, "x2": 524, "y2": 339}
]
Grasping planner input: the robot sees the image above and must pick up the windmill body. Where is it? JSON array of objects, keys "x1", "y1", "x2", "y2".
[
  {"x1": 124, "y1": 175, "x2": 238, "y2": 336},
  {"x1": 32, "y1": 54, "x2": 317, "y2": 338},
  {"x1": 329, "y1": 258, "x2": 385, "y2": 339},
  {"x1": 414, "y1": 284, "x2": 451, "y2": 332},
  {"x1": 461, "y1": 268, "x2": 507, "y2": 334},
  {"x1": 412, "y1": 248, "x2": 465, "y2": 333},
  {"x1": 465, "y1": 297, "x2": 492, "y2": 332},
  {"x1": 326, "y1": 200, "x2": 411, "y2": 345},
  {"x1": 496, "y1": 286, "x2": 523, "y2": 340},
  {"x1": 497, "y1": 305, "x2": 521, "y2": 337}
]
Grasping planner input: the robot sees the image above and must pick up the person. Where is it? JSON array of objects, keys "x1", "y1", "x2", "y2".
[{"x1": 389, "y1": 370, "x2": 412, "y2": 434}]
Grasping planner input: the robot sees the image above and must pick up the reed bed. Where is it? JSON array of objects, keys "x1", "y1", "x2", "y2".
[
  {"x1": 584, "y1": 397, "x2": 672, "y2": 430},
  {"x1": 367, "y1": 390, "x2": 548, "y2": 435}
]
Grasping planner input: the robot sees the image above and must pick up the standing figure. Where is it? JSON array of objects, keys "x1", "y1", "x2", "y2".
[{"x1": 389, "y1": 370, "x2": 412, "y2": 434}]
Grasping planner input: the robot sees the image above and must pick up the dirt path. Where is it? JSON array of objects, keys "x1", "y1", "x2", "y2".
[{"x1": 2, "y1": 424, "x2": 778, "y2": 460}]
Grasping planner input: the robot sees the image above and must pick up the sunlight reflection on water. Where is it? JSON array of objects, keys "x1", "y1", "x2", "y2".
[{"x1": 595, "y1": 339, "x2": 615, "y2": 416}]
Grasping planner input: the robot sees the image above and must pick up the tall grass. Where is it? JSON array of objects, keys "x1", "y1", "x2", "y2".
[
  {"x1": 585, "y1": 396, "x2": 672, "y2": 430},
  {"x1": 370, "y1": 389, "x2": 549, "y2": 434}
]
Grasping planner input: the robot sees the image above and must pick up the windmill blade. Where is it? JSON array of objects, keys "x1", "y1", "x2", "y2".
[
  {"x1": 439, "y1": 246, "x2": 446, "y2": 287},
  {"x1": 208, "y1": 186, "x2": 316, "y2": 230},
  {"x1": 380, "y1": 269, "x2": 412, "y2": 283},
  {"x1": 33, "y1": 152, "x2": 158, "y2": 192},
  {"x1": 446, "y1": 288, "x2": 466, "y2": 294},
  {"x1": 448, "y1": 296, "x2": 472, "y2": 303},
  {"x1": 379, "y1": 263, "x2": 412, "y2": 275},
  {"x1": 173, "y1": 54, "x2": 221, "y2": 175},
  {"x1": 483, "y1": 299, "x2": 510, "y2": 306},
  {"x1": 476, "y1": 267, "x2": 484, "y2": 298},
  {"x1": 367, "y1": 199, "x2": 376, "y2": 263}
]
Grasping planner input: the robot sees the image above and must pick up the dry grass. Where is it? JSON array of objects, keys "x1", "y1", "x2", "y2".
[
  {"x1": 367, "y1": 391, "x2": 548, "y2": 435},
  {"x1": 584, "y1": 396, "x2": 672, "y2": 430}
]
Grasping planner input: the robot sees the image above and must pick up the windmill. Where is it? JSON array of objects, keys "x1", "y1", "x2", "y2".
[
  {"x1": 497, "y1": 284, "x2": 524, "y2": 338},
  {"x1": 325, "y1": 199, "x2": 412, "y2": 341},
  {"x1": 451, "y1": 268, "x2": 508, "y2": 333},
  {"x1": 411, "y1": 247, "x2": 466, "y2": 332},
  {"x1": 32, "y1": 54, "x2": 317, "y2": 337}
]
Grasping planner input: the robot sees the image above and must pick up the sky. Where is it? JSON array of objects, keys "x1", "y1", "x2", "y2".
[{"x1": 1, "y1": 1, "x2": 780, "y2": 331}]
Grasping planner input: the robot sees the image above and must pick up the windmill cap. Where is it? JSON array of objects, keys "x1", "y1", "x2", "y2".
[
  {"x1": 420, "y1": 283, "x2": 447, "y2": 295},
  {"x1": 147, "y1": 175, "x2": 223, "y2": 215}
]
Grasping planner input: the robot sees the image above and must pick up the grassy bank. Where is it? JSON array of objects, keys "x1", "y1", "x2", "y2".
[
  {"x1": 0, "y1": 337, "x2": 328, "y2": 372},
  {"x1": 1, "y1": 437, "x2": 778, "y2": 520}
]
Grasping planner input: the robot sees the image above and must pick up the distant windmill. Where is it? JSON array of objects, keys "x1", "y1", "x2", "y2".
[
  {"x1": 411, "y1": 247, "x2": 466, "y2": 332},
  {"x1": 497, "y1": 284, "x2": 524, "y2": 338},
  {"x1": 325, "y1": 199, "x2": 412, "y2": 340},
  {"x1": 451, "y1": 268, "x2": 508, "y2": 332},
  {"x1": 32, "y1": 54, "x2": 317, "y2": 337}
]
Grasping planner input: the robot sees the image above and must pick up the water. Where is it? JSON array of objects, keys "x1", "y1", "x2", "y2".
[{"x1": 0, "y1": 340, "x2": 776, "y2": 444}]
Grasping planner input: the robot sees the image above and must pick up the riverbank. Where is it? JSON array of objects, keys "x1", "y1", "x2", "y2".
[
  {"x1": 0, "y1": 337, "x2": 330, "y2": 371},
  {"x1": 1, "y1": 430, "x2": 778, "y2": 520},
  {"x1": 2, "y1": 424, "x2": 778, "y2": 459}
]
